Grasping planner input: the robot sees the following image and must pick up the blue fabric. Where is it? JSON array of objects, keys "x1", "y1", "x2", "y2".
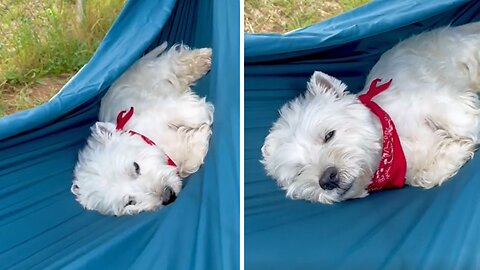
[
  {"x1": 0, "y1": 0, "x2": 239, "y2": 269},
  {"x1": 245, "y1": 1, "x2": 480, "y2": 269}
]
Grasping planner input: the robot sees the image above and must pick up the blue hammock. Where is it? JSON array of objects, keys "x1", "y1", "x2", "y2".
[
  {"x1": 245, "y1": 1, "x2": 480, "y2": 269},
  {"x1": 0, "y1": 0, "x2": 239, "y2": 269}
]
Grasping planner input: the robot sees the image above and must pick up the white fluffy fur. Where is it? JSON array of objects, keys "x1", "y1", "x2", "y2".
[
  {"x1": 262, "y1": 23, "x2": 480, "y2": 204},
  {"x1": 73, "y1": 43, "x2": 214, "y2": 215}
]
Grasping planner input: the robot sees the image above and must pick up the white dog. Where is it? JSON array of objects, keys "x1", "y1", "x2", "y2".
[
  {"x1": 72, "y1": 43, "x2": 214, "y2": 215},
  {"x1": 262, "y1": 23, "x2": 480, "y2": 204}
]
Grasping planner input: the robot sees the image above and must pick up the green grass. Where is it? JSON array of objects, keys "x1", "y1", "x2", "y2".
[
  {"x1": 340, "y1": 0, "x2": 370, "y2": 10},
  {"x1": 0, "y1": 0, "x2": 125, "y2": 116},
  {"x1": 245, "y1": 0, "x2": 370, "y2": 33}
]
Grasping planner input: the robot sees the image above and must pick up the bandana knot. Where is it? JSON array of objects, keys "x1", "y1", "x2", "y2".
[
  {"x1": 358, "y1": 79, "x2": 406, "y2": 192},
  {"x1": 116, "y1": 107, "x2": 177, "y2": 168}
]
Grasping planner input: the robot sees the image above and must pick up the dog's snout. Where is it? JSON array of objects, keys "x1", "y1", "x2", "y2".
[{"x1": 319, "y1": 167, "x2": 339, "y2": 190}]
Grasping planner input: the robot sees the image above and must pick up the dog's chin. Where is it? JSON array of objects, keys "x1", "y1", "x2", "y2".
[
  {"x1": 315, "y1": 185, "x2": 368, "y2": 204},
  {"x1": 337, "y1": 181, "x2": 369, "y2": 202},
  {"x1": 74, "y1": 187, "x2": 179, "y2": 216},
  {"x1": 284, "y1": 175, "x2": 369, "y2": 204},
  {"x1": 317, "y1": 182, "x2": 357, "y2": 204},
  {"x1": 120, "y1": 201, "x2": 164, "y2": 216},
  {"x1": 76, "y1": 195, "x2": 164, "y2": 216},
  {"x1": 283, "y1": 181, "x2": 340, "y2": 204}
]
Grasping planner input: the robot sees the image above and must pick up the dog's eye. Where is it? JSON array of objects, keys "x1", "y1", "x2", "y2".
[
  {"x1": 295, "y1": 165, "x2": 305, "y2": 177},
  {"x1": 125, "y1": 197, "x2": 136, "y2": 207},
  {"x1": 133, "y1": 162, "x2": 140, "y2": 175},
  {"x1": 324, "y1": 130, "x2": 335, "y2": 143}
]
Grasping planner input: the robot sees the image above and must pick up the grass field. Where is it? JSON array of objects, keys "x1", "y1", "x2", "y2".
[
  {"x1": 0, "y1": 0, "x2": 125, "y2": 117},
  {"x1": 245, "y1": 0, "x2": 370, "y2": 33}
]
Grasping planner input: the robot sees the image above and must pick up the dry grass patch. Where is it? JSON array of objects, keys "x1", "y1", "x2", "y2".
[{"x1": 245, "y1": 0, "x2": 370, "y2": 33}]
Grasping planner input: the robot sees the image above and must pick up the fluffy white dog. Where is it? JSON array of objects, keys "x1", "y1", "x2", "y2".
[
  {"x1": 72, "y1": 43, "x2": 214, "y2": 215},
  {"x1": 262, "y1": 22, "x2": 480, "y2": 204}
]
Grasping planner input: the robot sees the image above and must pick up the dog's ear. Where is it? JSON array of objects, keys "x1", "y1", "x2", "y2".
[
  {"x1": 91, "y1": 122, "x2": 116, "y2": 141},
  {"x1": 307, "y1": 71, "x2": 347, "y2": 97},
  {"x1": 71, "y1": 183, "x2": 80, "y2": 196},
  {"x1": 261, "y1": 134, "x2": 278, "y2": 161}
]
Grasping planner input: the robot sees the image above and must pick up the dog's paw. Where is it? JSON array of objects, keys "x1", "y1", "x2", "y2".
[
  {"x1": 178, "y1": 124, "x2": 212, "y2": 178},
  {"x1": 189, "y1": 48, "x2": 212, "y2": 77},
  {"x1": 176, "y1": 48, "x2": 212, "y2": 87},
  {"x1": 410, "y1": 138, "x2": 475, "y2": 188}
]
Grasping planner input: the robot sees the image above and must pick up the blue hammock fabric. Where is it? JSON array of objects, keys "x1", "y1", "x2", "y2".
[
  {"x1": 0, "y1": 0, "x2": 239, "y2": 269},
  {"x1": 245, "y1": 1, "x2": 480, "y2": 269}
]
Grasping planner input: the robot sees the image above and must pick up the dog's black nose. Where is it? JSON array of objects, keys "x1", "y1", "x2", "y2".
[
  {"x1": 161, "y1": 186, "x2": 177, "y2": 205},
  {"x1": 319, "y1": 167, "x2": 339, "y2": 190}
]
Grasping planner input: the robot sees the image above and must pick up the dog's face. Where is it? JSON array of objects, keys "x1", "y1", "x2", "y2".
[
  {"x1": 72, "y1": 122, "x2": 181, "y2": 215},
  {"x1": 261, "y1": 71, "x2": 382, "y2": 204}
]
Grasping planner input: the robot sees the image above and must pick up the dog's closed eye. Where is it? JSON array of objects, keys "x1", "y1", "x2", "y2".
[
  {"x1": 133, "y1": 162, "x2": 140, "y2": 175},
  {"x1": 125, "y1": 196, "x2": 137, "y2": 207},
  {"x1": 295, "y1": 164, "x2": 305, "y2": 177},
  {"x1": 324, "y1": 130, "x2": 335, "y2": 143}
]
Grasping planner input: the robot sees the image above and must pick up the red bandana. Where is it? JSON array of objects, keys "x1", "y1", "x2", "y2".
[
  {"x1": 358, "y1": 79, "x2": 406, "y2": 192},
  {"x1": 116, "y1": 107, "x2": 177, "y2": 168}
]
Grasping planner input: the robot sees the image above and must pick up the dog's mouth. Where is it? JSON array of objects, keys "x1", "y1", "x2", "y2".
[{"x1": 337, "y1": 183, "x2": 353, "y2": 197}]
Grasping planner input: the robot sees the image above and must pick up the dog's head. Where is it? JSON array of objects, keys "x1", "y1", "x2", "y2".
[
  {"x1": 72, "y1": 122, "x2": 181, "y2": 215},
  {"x1": 261, "y1": 71, "x2": 382, "y2": 204}
]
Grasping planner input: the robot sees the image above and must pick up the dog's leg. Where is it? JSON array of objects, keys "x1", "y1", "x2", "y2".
[
  {"x1": 134, "y1": 44, "x2": 212, "y2": 93},
  {"x1": 169, "y1": 46, "x2": 212, "y2": 89},
  {"x1": 425, "y1": 91, "x2": 480, "y2": 143},
  {"x1": 168, "y1": 93, "x2": 214, "y2": 130},
  {"x1": 408, "y1": 90, "x2": 480, "y2": 188},
  {"x1": 142, "y1": 43, "x2": 212, "y2": 83},
  {"x1": 173, "y1": 124, "x2": 212, "y2": 178},
  {"x1": 409, "y1": 133, "x2": 475, "y2": 188},
  {"x1": 166, "y1": 95, "x2": 213, "y2": 177}
]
